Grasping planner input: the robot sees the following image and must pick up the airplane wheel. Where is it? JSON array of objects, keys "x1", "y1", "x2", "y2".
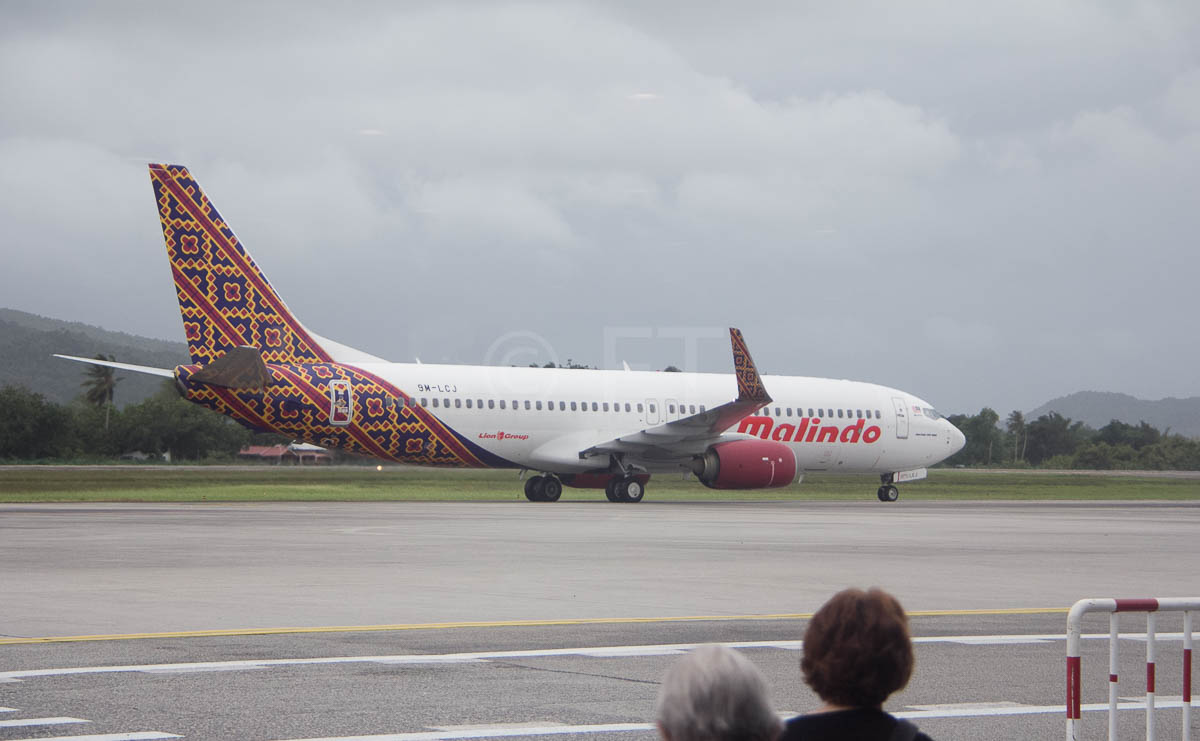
[
  {"x1": 605, "y1": 480, "x2": 620, "y2": 502},
  {"x1": 881, "y1": 485, "x2": 899, "y2": 502},
  {"x1": 622, "y1": 479, "x2": 645, "y2": 503},
  {"x1": 541, "y1": 477, "x2": 562, "y2": 502},
  {"x1": 876, "y1": 486, "x2": 887, "y2": 502},
  {"x1": 524, "y1": 475, "x2": 546, "y2": 502}
]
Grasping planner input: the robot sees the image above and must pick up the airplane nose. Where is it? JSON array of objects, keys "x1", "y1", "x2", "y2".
[{"x1": 948, "y1": 422, "x2": 966, "y2": 454}]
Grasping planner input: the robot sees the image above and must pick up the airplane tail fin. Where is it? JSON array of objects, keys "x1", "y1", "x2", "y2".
[{"x1": 149, "y1": 164, "x2": 333, "y2": 366}]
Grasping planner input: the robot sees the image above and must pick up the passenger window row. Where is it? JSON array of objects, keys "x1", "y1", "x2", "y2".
[
  {"x1": 409, "y1": 398, "x2": 706, "y2": 415},
  {"x1": 387, "y1": 396, "x2": 880, "y2": 420},
  {"x1": 761, "y1": 406, "x2": 883, "y2": 420}
]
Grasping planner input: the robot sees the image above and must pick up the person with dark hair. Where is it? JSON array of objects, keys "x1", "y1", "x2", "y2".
[
  {"x1": 656, "y1": 644, "x2": 783, "y2": 741},
  {"x1": 781, "y1": 587, "x2": 932, "y2": 741}
]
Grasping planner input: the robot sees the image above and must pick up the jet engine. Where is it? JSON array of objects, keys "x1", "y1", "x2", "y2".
[{"x1": 691, "y1": 439, "x2": 798, "y2": 489}]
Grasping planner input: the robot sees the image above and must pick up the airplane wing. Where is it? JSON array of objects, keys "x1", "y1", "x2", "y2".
[{"x1": 579, "y1": 328, "x2": 771, "y2": 462}]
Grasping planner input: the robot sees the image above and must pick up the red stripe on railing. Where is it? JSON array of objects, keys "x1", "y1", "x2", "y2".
[
  {"x1": 1147, "y1": 662, "x2": 1156, "y2": 693},
  {"x1": 1109, "y1": 673, "x2": 1118, "y2": 683},
  {"x1": 1184, "y1": 648, "x2": 1192, "y2": 702},
  {"x1": 1067, "y1": 656, "x2": 1082, "y2": 720},
  {"x1": 1114, "y1": 598, "x2": 1159, "y2": 612}
]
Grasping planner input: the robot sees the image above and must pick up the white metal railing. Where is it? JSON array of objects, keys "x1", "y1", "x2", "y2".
[{"x1": 1067, "y1": 598, "x2": 1197, "y2": 741}]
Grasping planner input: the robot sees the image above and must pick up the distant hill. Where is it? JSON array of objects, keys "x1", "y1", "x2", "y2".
[
  {"x1": 0, "y1": 308, "x2": 188, "y2": 407},
  {"x1": 1028, "y1": 391, "x2": 1200, "y2": 438}
]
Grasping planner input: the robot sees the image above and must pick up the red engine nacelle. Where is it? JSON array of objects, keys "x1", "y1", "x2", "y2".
[{"x1": 691, "y1": 439, "x2": 798, "y2": 490}]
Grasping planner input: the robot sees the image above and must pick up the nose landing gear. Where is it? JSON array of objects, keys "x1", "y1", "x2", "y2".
[{"x1": 876, "y1": 484, "x2": 900, "y2": 502}]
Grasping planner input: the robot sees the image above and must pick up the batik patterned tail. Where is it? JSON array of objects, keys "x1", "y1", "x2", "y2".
[
  {"x1": 730, "y1": 328, "x2": 771, "y2": 404},
  {"x1": 149, "y1": 164, "x2": 331, "y2": 366}
]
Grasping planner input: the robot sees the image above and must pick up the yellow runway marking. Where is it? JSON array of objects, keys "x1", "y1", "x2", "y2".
[{"x1": 0, "y1": 607, "x2": 1067, "y2": 645}]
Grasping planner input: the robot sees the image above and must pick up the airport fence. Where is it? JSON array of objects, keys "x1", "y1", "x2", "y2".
[{"x1": 1066, "y1": 597, "x2": 1197, "y2": 741}]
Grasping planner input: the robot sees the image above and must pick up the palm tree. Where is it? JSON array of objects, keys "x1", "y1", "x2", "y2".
[
  {"x1": 82, "y1": 354, "x2": 122, "y2": 432},
  {"x1": 1006, "y1": 410, "x2": 1026, "y2": 463}
]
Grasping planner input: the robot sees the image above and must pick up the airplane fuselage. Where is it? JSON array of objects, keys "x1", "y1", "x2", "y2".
[{"x1": 178, "y1": 359, "x2": 962, "y2": 478}]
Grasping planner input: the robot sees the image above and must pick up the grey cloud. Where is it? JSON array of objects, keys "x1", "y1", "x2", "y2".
[{"x1": 0, "y1": 1, "x2": 1197, "y2": 415}]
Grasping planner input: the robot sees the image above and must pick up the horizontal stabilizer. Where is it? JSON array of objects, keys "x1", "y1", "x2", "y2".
[
  {"x1": 190, "y1": 346, "x2": 271, "y2": 390},
  {"x1": 53, "y1": 354, "x2": 174, "y2": 378}
]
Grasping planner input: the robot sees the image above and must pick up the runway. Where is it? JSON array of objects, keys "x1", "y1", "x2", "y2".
[{"x1": 1, "y1": 501, "x2": 1198, "y2": 740}]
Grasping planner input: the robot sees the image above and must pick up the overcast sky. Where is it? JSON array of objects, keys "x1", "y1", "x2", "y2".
[{"x1": 2, "y1": 1, "x2": 1197, "y2": 415}]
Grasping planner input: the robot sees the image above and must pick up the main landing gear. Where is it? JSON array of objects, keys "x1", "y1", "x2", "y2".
[
  {"x1": 522, "y1": 470, "x2": 648, "y2": 503},
  {"x1": 524, "y1": 475, "x2": 563, "y2": 502},
  {"x1": 876, "y1": 484, "x2": 899, "y2": 502},
  {"x1": 604, "y1": 477, "x2": 645, "y2": 503}
]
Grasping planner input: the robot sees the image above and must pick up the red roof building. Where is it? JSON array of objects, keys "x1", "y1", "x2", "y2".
[{"x1": 237, "y1": 443, "x2": 331, "y2": 465}]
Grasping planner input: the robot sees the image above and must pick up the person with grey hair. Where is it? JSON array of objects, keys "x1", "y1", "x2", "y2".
[{"x1": 655, "y1": 644, "x2": 783, "y2": 741}]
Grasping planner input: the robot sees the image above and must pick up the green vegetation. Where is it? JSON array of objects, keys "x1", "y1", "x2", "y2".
[
  {"x1": 946, "y1": 409, "x2": 1200, "y2": 470},
  {"x1": 0, "y1": 467, "x2": 1195, "y2": 503},
  {"x1": 5, "y1": 379, "x2": 1200, "y2": 480},
  {"x1": 0, "y1": 381, "x2": 281, "y2": 462}
]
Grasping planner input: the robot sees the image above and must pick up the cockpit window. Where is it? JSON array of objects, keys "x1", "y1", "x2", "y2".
[{"x1": 923, "y1": 407, "x2": 942, "y2": 420}]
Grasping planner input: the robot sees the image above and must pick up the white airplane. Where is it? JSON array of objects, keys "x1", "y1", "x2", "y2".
[{"x1": 57, "y1": 164, "x2": 965, "y2": 503}]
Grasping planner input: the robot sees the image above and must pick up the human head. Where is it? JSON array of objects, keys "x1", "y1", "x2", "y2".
[
  {"x1": 655, "y1": 644, "x2": 782, "y2": 741},
  {"x1": 800, "y1": 587, "x2": 914, "y2": 708}
]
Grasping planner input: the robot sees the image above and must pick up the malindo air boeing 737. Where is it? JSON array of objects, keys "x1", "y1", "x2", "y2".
[{"x1": 56, "y1": 164, "x2": 966, "y2": 503}]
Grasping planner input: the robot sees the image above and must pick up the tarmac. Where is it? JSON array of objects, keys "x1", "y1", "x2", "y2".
[{"x1": 1, "y1": 500, "x2": 1198, "y2": 740}]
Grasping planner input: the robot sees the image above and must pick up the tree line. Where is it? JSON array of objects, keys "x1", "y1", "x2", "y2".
[
  {"x1": 0, "y1": 378, "x2": 279, "y2": 462},
  {"x1": 946, "y1": 408, "x2": 1200, "y2": 470},
  {"x1": 4, "y1": 360, "x2": 1200, "y2": 469}
]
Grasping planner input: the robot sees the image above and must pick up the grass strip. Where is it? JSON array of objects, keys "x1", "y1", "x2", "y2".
[{"x1": 0, "y1": 467, "x2": 1197, "y2": 502}]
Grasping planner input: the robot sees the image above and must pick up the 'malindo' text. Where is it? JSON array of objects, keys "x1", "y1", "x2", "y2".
[{"x1": 737, "y1": 416, "x2": 881, "y2": 444}]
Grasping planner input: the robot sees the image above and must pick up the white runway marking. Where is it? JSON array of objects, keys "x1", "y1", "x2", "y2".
[
  {"x1": 0, "y1": 709, "x2": 181, "y2": 740},
  {"x1": 905, "y1": 701, "x2": 1028, "y2": 712},
  {"x1": 929, "y1": 635, "x2": 1059, "y2": 645},
  {"x1": 3, "y1": 632, "x2": 1191, "y2": 683},
  {"x1": 0, "y1": 716, "x2": 88, "y2": 728},
  {"x1": 271, "y1": 723, "x2": 655, "y2": 741},
  {"x1": 3, "y1": 729, "x2": 181, "y2": 733},
  {"x1": 139, "y1": 664, "x2": 270, "y2": 674}
]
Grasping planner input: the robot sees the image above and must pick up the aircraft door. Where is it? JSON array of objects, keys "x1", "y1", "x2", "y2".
[
  {"x1": 330, "y1": 380, "x2": 353, "y2": 426},
  {"x1": 645, "y1": 399, "x2": 660, "y2": 425},
  {"x1": 891, "y1": 397, "x2": 908, "y2": 439}
]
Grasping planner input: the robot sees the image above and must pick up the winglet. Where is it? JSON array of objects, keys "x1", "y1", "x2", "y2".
[{"x1": 730, "y1": 328, "x2": 771, "y2": 404}]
